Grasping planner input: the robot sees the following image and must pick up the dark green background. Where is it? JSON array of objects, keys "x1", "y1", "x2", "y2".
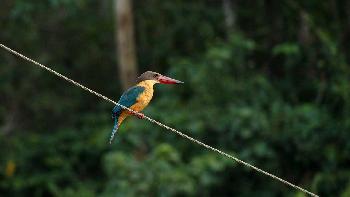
[{"x1": 1, "y1": 0, "x2": 350, "y2": 196}]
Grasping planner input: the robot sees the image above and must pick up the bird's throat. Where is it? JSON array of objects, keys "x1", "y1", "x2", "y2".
[{"x1": 136, "y1": 80, "x2": 157, "y2": 88}]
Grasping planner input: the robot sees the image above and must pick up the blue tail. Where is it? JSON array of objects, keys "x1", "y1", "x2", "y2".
[{"x1": 109, "y1": 118, "x2": 119, "y2": 144}]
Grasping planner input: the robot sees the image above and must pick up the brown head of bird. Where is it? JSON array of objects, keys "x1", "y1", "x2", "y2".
[{"x1": 137, "y1": 71, "x2": 184, "y2": 84}]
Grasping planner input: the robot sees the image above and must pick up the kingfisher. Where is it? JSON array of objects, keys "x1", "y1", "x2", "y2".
[{"x1": 110, "y1": 71, "x2": 183, "y2": 143}]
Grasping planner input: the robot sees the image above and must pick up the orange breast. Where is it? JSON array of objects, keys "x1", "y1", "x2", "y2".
[{"x1": 117, "y1": 80, "x2": 156, "y2": 127}]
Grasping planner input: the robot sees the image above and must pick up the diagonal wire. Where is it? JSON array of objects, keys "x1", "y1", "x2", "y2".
[{"x1": 0, "y1": 43, "x2": 318, "y2": 197}]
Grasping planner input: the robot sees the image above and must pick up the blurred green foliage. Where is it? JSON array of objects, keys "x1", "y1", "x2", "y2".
[{"x1": 1, "y1": 0, "x2": 350, "y2": 196}]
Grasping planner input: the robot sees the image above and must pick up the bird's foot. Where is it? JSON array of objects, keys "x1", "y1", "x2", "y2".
[
  {"x1": 134, "y1": 112, "x2": 145, "y2": 119},
  {"x1": 128, "y1": 111, "x2": 145, "y2": 119}
]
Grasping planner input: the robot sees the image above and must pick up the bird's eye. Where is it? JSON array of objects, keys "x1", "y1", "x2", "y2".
[{"x1": 154, "y1": 74, "x2": 159, "y2": 78}]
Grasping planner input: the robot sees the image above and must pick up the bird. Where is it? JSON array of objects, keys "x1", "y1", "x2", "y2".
[{"x1": 110, "y1": 71, "x2": 184, "y2": 144}]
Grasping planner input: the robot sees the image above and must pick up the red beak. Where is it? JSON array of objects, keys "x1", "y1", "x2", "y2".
[{"x1": 157, "y1": 75, "x2": 184, "y2": 84}]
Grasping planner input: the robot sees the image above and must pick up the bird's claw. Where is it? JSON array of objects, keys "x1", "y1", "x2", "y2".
[{"x1": 135, "y1": 113, "x2": 145, "y2": 119}]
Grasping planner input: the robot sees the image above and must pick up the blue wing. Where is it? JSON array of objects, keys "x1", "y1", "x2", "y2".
[{"x1": 112, "y1": 86, "x2": 145, "y2": 118}]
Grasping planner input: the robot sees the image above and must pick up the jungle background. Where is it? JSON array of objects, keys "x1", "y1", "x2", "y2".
[{"x1": 1, "y1": 0, "x2": 350, "y2": 196}]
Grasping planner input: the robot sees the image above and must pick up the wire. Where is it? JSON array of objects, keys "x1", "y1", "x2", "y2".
[{"x1": 0, "y1": 43, "x2": 319, "y2": 197}]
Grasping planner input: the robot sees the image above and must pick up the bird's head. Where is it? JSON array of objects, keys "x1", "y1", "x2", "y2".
[{"x1": 137, "y1": 71, "x2": 184, "y2": 84}]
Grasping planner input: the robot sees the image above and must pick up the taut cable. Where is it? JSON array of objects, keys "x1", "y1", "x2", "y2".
[{"x1": 0, "y1": 43, "x2": 318, "y2": 197}]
